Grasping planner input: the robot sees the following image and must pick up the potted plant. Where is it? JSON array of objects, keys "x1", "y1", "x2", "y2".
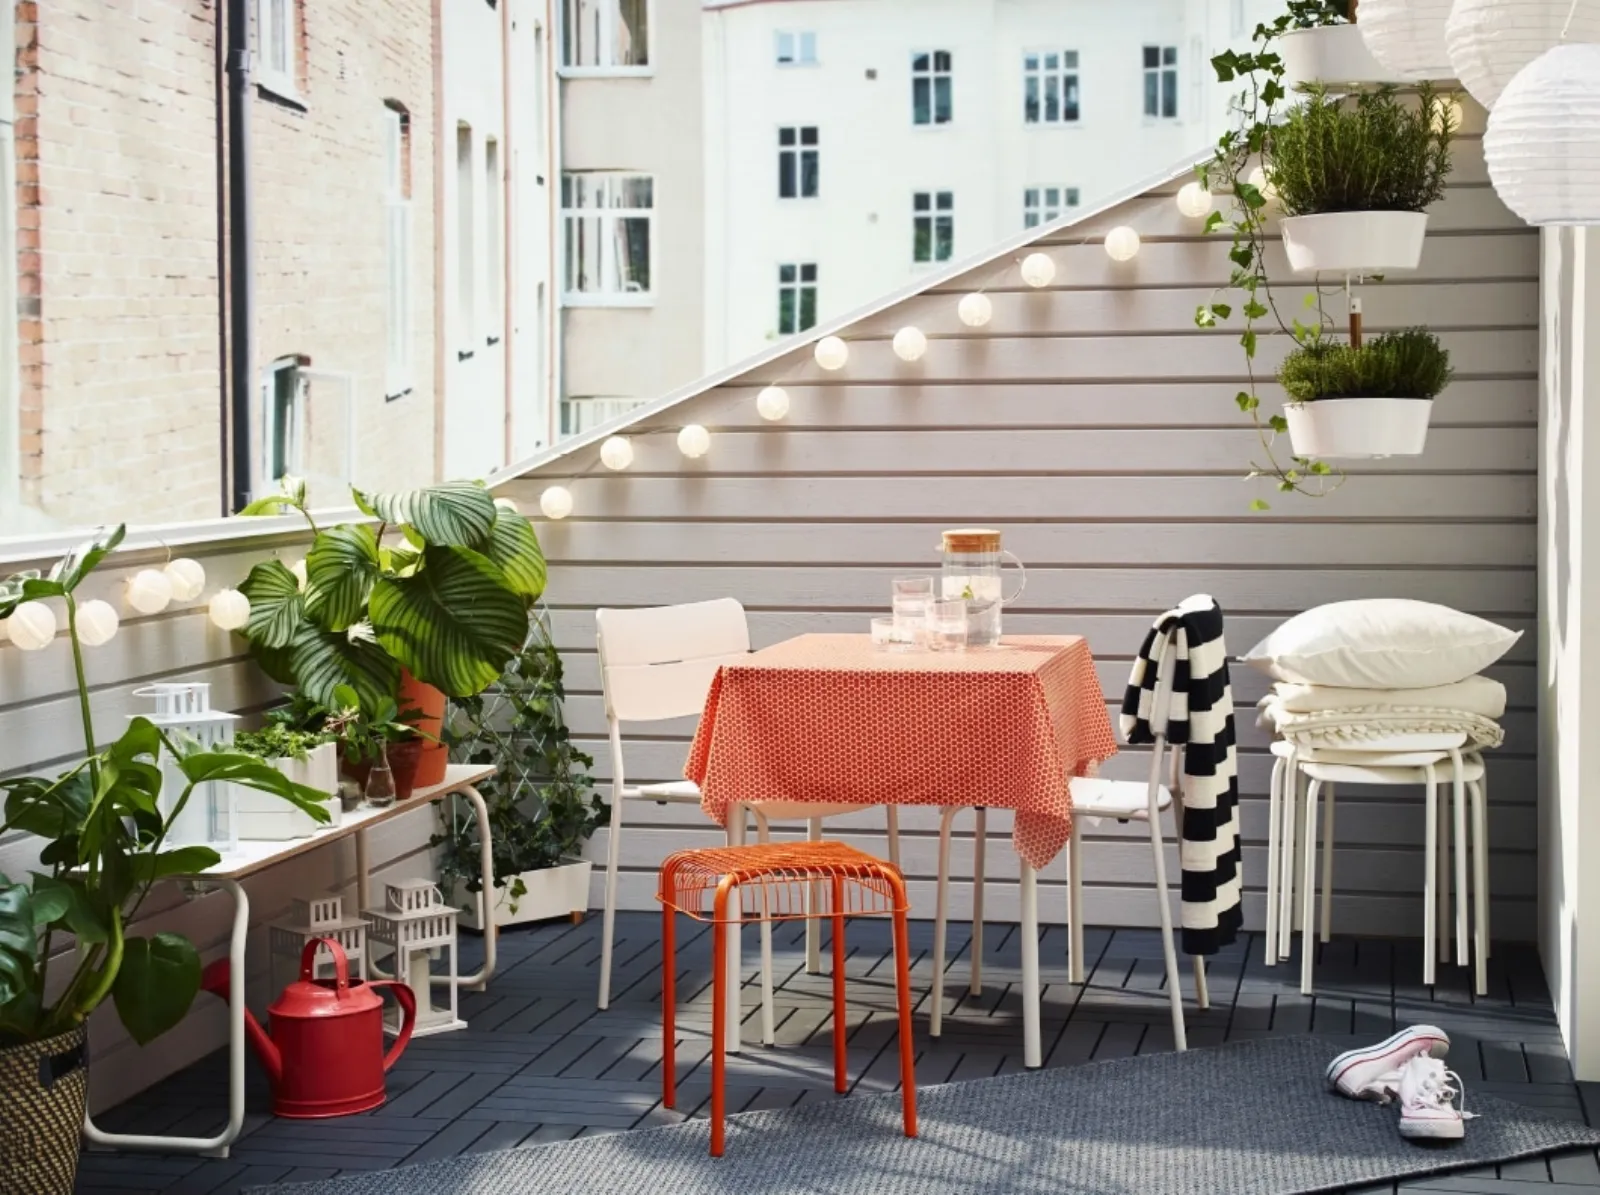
[
  {"x1": 321, "y1": 686, "x2": 429, "y2": 800},
  {"x1": 237, "y1": 478, "x2": 547, "y2": 788},
  {"x1": 0, "y1": 528, "x2": 327, "y2": 1194},
  {"x1": 1278, "y1": 1, "x2": 1407, "y2": 89},
  {"x1": 1279, "y1": 327, "x2": 1453, "y2": 457},
  {"x1": 231, "y1": 720, "x2": 340, "y2": 837},
  {"x1": 433, "y1": 622, "x2": 605, "y2": 930}
]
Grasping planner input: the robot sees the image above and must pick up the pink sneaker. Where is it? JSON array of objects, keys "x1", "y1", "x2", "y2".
[{"x1": 1326, "y1": 1026, "x2": 1450, "y2": 1102}]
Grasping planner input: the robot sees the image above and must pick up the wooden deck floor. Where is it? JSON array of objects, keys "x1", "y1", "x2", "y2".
[{"x1": 75, "y1": 913, "x2": 1598, "y2": 1194}]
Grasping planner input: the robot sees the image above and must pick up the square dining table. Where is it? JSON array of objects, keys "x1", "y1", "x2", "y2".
[{"x1": 685, "y1": 632, "x2": 1118, "y2": 1067}]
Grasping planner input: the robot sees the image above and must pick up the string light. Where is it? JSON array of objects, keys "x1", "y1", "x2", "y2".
[
  {"x1": 539, "y1": 486, "x2": 574, "y2": 520},
  {"x1": 494, "y1": 497, "x2": 520, "y2": 514},
  {"x1": 289, "y1": 559, "x2": 308, "y2": 590},
  {"x1": 814, "y1": 336, "x2": 849, "y2": 370},
  {"x1": 677, "y1": 424, "x2": 711, "y2": 458},
  {"x1": 958, "y1": 293, "x2": 993, "y2": 326},
  {"x1": 756, "y1": 385, "x2": 790, "y2": 421},
  {"x1": 892, "y1": 326, "x2": 928, "y2": 361},
  {"x1": 5, "y1": 601, "x2": 56, "y2": 650},
  {"x1": 1431, "y1": 93, "x2": 1465, "y2": 136},
  {"x1": 125, "y1": 568, "x2": 173, "y2": 615},
  {"x1": 77, "y1": 599, "x2": 120, "y2": 647},
  {"x1": 1020, "y1": 252, "x2": 1056, "y2": 288},
  {"x1": 164, "y1": 558, "x2": 206, "y2": 601},
  {"x1": 1176, "y1": 181, "x2": 1213, "y2": 218},
  {"x1": 1105, "y1": 226, "x2": 1142, "y2": 262},
  {"x1": 1248, "y1": 166, "x2": 1278, "y2": 204},
  {"x1": 600, "y1": 435, "x2": 634, "y2": 470},
  {"x1": 208, "y1": 588, "x2": 251, "y2": 631}
]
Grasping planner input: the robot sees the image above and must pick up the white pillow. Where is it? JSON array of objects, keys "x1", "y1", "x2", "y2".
[{"x1": 1241, "y1": 599, "x2": 1521, "y2": 689}]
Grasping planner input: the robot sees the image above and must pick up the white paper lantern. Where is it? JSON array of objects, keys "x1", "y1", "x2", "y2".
[
  {"x1": 1019, "y1": 253, "x2": 1056, "y2": 288},
  {"x1": 1447, "y1": 0, "x2": 1600, "y2": 111},
  {"x1": 126, "y1": 568, "x2": 173, "y2": 615},
  {"x1": 164, "y1": 557, "x2": 207, "y2": 602},
  {"x1": 1485, "y1": 44, "x2": 1600, "y2": 226},
  {"x1": 494, "y1": 496, "x2": 520, "y2": 515},
  {"x1": 600, "y1": 435, "x2": 634, "y2": 470},
  {"x1": 6, "y1": 600, "x2": 56, "y2": 650},
  {"x1": 1104, "y1": 226, "x2": 1142, "y2": 262},
  {"x1": 1358, "y1": 0, "x2": 1454, "y2": 81},
  {"x1": 957, "y1": 293, "x2": 993, "y2": 327},
  {"x1": 208, "y1": 588, "x2": 252, "y2": 631},
  {"x1": 1248, "y1": 166, "x2": 1279, "y2": 204},
  {"x1": 813, "y1": 336, "x2": 849, "y2": 370},
  {"x1": 289, "y1": 559, "x2": 308, "y2": 590},
  {"x1": 677, "y1": 424, "x2": 711, "y2": 458},
  {"x1": 77, "y1": 599, "x2": 120, "y2": 647},
  {"x1": 1176, "y1": 181, "x2": 1213, "y2": 218},
  {"x1": 892, "y1": 326, "x2": 928, "y2": 361},
  {"x1": 539, "y1": 485, "x2": 574, "y2": 520},
  {"x1": 756, "y1": 385, "x2": 790, "y2": 421}
]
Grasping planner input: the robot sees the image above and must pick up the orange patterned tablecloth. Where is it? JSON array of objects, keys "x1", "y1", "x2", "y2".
[{"x1": 685, "y1": 634, "x2": 1118, "y2": 870}]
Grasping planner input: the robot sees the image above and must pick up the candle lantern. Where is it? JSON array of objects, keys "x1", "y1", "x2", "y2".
[
  {"x1": 268, "y1": 895, "x2": 370, "y2": 995},
  {"x1": 367, "y1": 880, "x2": 465, "y2": 1036},
  {"x1": 134, "y1": 683, "x2": 239, "y2": 852}
]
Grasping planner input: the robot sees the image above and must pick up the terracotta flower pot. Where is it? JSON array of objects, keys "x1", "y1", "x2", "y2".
[
  {"x1": 0, "y1": 1027, "x2": 89, "y2": 1195},
  {"x1": 398, "y1": 669, "x2": 449, "y2": 788},
  {"x1": 388, "y1": 738, "x2": 425, "y2": 800}
]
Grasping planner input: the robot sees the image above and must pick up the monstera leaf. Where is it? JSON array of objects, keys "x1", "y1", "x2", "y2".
[
  {"x1": 0, "y1": 880, "x2": 35, "y2": 1012},
  {"x1": 369, "y1": 546, "x2": 529, "y2": 697},
  {"x1": 354, "y1": 481, "x2": 497, "y2": 547},
  {"x1": 113, "y1": 933, "x2": 202, "y2": 1046},
  {"x1": 305, "y1": 524, "x2": 381, "y2": 631},
  {"x1": 485, "y1": 507, "x2": 547, "y2": 600},
  {"x1": 288, "y1": 624, "x2": 400, "y2": 712}
]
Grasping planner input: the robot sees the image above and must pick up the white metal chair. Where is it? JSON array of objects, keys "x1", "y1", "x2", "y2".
[
  {"x1": 929, "y1": 640, "x2": 1205, "y2": 1053},
  {"x1": 594, "y1": 598, "x2": 902, "y2": 1049}
]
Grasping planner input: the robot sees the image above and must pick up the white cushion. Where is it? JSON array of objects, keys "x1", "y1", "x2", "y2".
[{"x1": 1241, "y1": 599, "x2": 1520, "y2": 689}]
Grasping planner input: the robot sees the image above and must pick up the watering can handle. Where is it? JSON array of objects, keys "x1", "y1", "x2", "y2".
[
  {"x1": 299, "y1": 936, "x2": 351, "y2": 993},
  {"x1": 366, "y1": 981, "x2": 417, "y2": 1071},
  {"x1": 1001, "y1": 550, "x2": 1027, "y2": 606}
]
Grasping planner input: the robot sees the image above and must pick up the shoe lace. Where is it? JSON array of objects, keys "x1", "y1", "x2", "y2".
[{"x1": 1406, "y1": 1060, "x2": 1476, "y2": 1120}]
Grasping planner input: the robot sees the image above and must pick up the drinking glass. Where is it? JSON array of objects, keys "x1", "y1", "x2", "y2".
[
  {"x1": 870, "y1": 616, "x2": 898, "y2": 650},
  {"x1": 892, "y1": 576, "x2": 935, "y2": 600},
  {"x1": 928, "y1": 600, "x2": 968, "y2": 651},
  {"x1": 891, "y1": 577, "x2": 935, "y2": 647}
]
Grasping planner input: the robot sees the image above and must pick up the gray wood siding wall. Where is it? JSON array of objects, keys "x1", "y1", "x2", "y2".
[{"x1": 503, "y1": 132, "x2": 1538, "y2": 944}]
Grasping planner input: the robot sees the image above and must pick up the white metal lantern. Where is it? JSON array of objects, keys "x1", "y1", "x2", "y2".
[
  {"x1": 1485, "y1": 43, "x2": 1600, "y2": 225},
  {"x1": 135, "y1": 683, "x2": 239, "y2": 851},
  {"x1": 1358, "y1": 0, "x2": 1455, "y2": 81},
  {"x1": 367, "y1": 880, "x2": 464, "y2": 1037},
  {"x1": 1447, "y1": 0, "x2": 1600, "y2": 111},
  {"x1": 269, "y1": 896, "x2": 370, "y2": 996}
]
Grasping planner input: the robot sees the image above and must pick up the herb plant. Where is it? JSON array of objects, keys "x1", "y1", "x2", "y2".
[
  {"x1": 233, "y1": 724, "x2": 333, "y2": 761},
  {"x1": 1279, "y1": 328, "x2": 1453, "y2": 402},
  {"x1": 1271, "y1": 86, "x2": 1452, "y2": 216},
  {"x1": 321, "y1": 686, "x2": 422, "y2": 766}
]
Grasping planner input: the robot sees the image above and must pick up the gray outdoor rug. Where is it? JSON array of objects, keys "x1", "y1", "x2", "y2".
[{"x1": 249, "y1": 1035, "x2": 1600, "y2": 1195}]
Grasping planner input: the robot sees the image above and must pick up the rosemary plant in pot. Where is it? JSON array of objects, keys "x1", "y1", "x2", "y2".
[
  {"x1": 0, "y1": 528, "x2": 327, "y2": 1194},
  {"x1": 1279, "y1": 328, "x2": 1453, "y2": 457}
]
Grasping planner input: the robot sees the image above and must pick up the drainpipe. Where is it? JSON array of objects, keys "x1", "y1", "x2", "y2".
[
  {"x1": 501, "y1": 0, "x2": 515, "y2": 463},
  {"x1": 546, "y1": 0, "x2": 562, "y2": 446},
  {"x1": 225, "y1": 0, "x2": 256, "y2": 512},
  {"x1": 214, "y1": 0, "x2": 229, "y2": 516},
  {"x1": 431, "y1": 0, "x2": 447, "y2": 480}
]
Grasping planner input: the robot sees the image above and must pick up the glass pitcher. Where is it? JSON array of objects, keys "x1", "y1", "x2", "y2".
[{"x1": 939, "y1": 528, "x2": 1026, "y2": 647}]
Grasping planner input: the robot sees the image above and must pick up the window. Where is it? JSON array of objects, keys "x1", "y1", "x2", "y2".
[
  {"x1": 562, "y1": 0, "x2": 649, "y2": 70},
  {"x1": 1023, "y1": 186, "x2": 1079, "y2": 228},
  {"x1": 778, "y1": 126, "x2": 819, "y2": 199},
  {"x1": 775, "y1": 30, "x2": 817, "y2": 66},
  {"x1": 263, "y1": 358, "x2": 305, "y2": 484},
  {"x1": 912, "y1": 51, "x2": 953, "y2": 125},
  {"x1": 456, "y1": 124, "x2": 475, "y2": 341},
  {"x1": 912, "y1": 191, "x2": 953, "y2": 263},
  {"x1": 777, "y1": 263, "x2": 817, "y2": 334},
  {"x1": 562, "y1": 172, "x2": 653, "y2": 301},
  {"x1": 384, "y1": 104, "x2": 412, "y2": 396},
  {"x1": 256, "y1": 0, "x2": 298, "y2": 97},
  {"x1": 485, "y1": 138, "x2": 502, "y2": 331},
  {"x1": 1023, "y1": 50, "x2": 1079, "y2": 124},
  {"x1": 1144, "y1": 45, "x2": 1179, "y2": 119}
]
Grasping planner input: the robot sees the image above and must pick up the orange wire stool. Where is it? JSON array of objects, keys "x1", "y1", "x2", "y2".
[{"x1": 657, "y1": 841, "x2": 918, "y2": 1157}]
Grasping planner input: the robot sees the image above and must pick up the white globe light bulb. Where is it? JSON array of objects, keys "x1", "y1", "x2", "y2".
[
  {"x1": 76, "y1": 599, "x2": 120, "y2": 647},
  {"x1": 677, "y1": 424, "x2": 711, "y2": 458},
  {"x1": 125, "y1": 568, "x2": 174, "y2": 615},
  {"x1": 6, "y1": 600, "x2": 57, "y2": 650},
  {"x1": 756, "y1": 385, "x2": 790, "y2": 421},
  {"x1": 494, "y1": 496, "x2": 520, "y2": 515},
  {"x1": 814, "y1": 336, "x2": 849, "y2": 370},
  {"x1": 1431, "y1": 94, "x2": 1464, "y2": 136},
  {"x1": 892, "y1": 326, "x2": 928, "y2": 361},
  {"x1": 163, "y1": 557, "x2": 207, "y2": 602},
  {"x1": 289, "y1": 559, "x2": 308, "y2": 590},
  {"x1": 1105, "y1": 226, "x2": 1142, "y2": 262},
  {"x1": 539, "y1": 485, "x2": 574, "y2": 520},
  {"x1": 957, "y1": 293, "x2": 993, "y2": 327},
  {"x1": 1176, "y1": 181, "x2": 1213, "y2": 218},
  {"x1": 1248, "y1": 166, "x2": 1278, "y2": 204},
  {"x1": 1020, "y1": 252, "x2": 1057, "y2": 288},
  {"x1": 600, "y1": 435, "x2": 635, "y2": 470},
  {"x1": 208, "y1": 588, "x2": 251, "y2": 631}
]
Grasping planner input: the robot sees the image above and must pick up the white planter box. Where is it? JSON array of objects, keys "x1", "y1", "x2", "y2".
[
  {"x1": 1279, "y1": 25, "x2": 1407, "y2": 90},
  {"x1": 1280, "y1": 211, "x2": 1428, "y2": 275},
  {"x1": 233, "y1": 742, "x2": 340, "y2": 840},
  {"x1": 1285, "y1": 397, "x2": 1434, "y2": 458},
  {"x1": 456, "y1": 859, "x2": 593, "y2": 931}
]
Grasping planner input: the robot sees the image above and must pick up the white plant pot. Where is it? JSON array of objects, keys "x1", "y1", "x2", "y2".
[
  {"x1": 1279, "y1": 211, "x2": 1428, "y2": 275},
  {"x1": 456, "y1": 858, "x2": 593, "y2": 931},
  {"x1": 1279, "y1": 25, "x2": 1408, "y2": 90},
  {"x1": 1285, "y1": 397, "x2": 1434, "y2": 458},
  {"x1": 231, "y1": 742, "x2": 340, "y2": 840}
]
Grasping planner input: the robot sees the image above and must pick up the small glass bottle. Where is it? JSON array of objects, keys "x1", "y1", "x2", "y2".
[{"x1": 364, "y1": 751, "x2": 397, "y2": 809}]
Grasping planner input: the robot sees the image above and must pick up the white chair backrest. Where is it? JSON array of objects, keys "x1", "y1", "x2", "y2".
[{"x1": 596, "y1": 598, "x2": 750, "y2": 723}]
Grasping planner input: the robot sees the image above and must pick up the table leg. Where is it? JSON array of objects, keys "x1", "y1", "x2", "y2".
[
  {"x1": 1020, "y1": 859, "x2": 1042, "y2": 1069},
  {"x1": 82, "y1": 879, "x2": 248, "y2": 1157},
  {"x1": 434, "y1": 786, "x2": 500, "y2": 992}
]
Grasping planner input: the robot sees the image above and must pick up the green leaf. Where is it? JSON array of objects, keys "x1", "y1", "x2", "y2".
[
  {"x1": 0, "y1": 881, "x2": 36, "y2": 1008},
  {"x1": 28, "y1": 874, "x2": 108, "y2": 944},
  {"x1": 127, "y1": 845, "x2": 224, "y2": 883},
  {"x1": 1211, "y1": 51, "x2": 1237, "y2": 82},
  {"x1": 1203, "y1": 210, "x2": 1225, "y2": 233},
  {"x1": 240, "y1": 559, "x2": 306, "y2": 650},
  {"x1": 1249, "y1": 498, "x2": 1270, "y2": 512},
  {"x1": 484, "y1": 509, "x2": 547, "y2": 600},
  {"x1": 305, "y1": 524, "x2": 381, "y2": 631},
  {"x1": 238, "y1": 495, "x2": 295, "y2": 516},
  {"x1": 1241, "y1": 329, "x2": 1258, "y2": 358},
  {"x1": 113, "y1": 933, "x2": 203, "y2": 1046},
  {"x1": 289, "y1": 624, "x2": 401, "y2": 713},
  {"x1": 370, "y1": 546, "x2": 530, "y2": 698},
  {"x1": 1268, "y1": 414, "x2": 1289, "y2": 433},
  {"x1": 353, "y1": 481, "x2": 496, "y2": 547},
  {"x1": 1195, "y1": 308, "x2": 1215, "y2": 329},
  {"x1": 1211, "y1": 302, "x2": 1232, "y2": 320},
  {"x1": 50, "y1": 525, "x2": 126, "y2": 594},
  {"x1": 1235, "y1": 391, "x2": 1255, "y2": 412},
  {"x1": 1303, "y1": 291, "x2": 1319, "y2": 309}
]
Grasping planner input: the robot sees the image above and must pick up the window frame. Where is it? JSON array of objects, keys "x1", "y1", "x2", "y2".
[
  {"x1": 912, "y1": 190, "x2": 954, "y2": 265},
  {"x1": 776, "y1": 262, "x2": 818, "y2": 335},
  {"x1": 384, "y1": 106, "x2": 412, "y2": 400},
  {"x1": 775, "y1": 30, "x2": 818, "y2": 67},
  {"x1": 255, "y1": 0, "x2": 300, "y2": 102},
  {"x1": 261, "y1": 357, "x2": 305, "y2": 488},
  {"x1": 1143, "y1": 44, "x2": 1180, "y2": 120},
  {"x1": 911, "y1": 49, "x2": 953, "y2": 127},
  {"x1": 456, "y1": 123, "x2": 476, "y2": 349},
  {"x1": 560, "y1": 171, "x2": 656, "y2": 308},
  {"x1": 1022, "y1": 49, "x2": 1080, "y2": 126},
  {"x1": 1022, "y1": 185, "x2": 1080, "y2": 229},
  {"x1": 559, "y1": 0, "x2": 655, "y2": 77},
  {"x1": 777, "y1": 126, "x2": 820, "y2": 200},
  {"x1": 484, "y1": 136, "x2": 503, "y2": 339}
]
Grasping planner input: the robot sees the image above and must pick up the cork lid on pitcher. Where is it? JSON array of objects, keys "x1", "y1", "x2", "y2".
[{"x1": 940, "y1": 528, "x2": 1003, "y2": 553}]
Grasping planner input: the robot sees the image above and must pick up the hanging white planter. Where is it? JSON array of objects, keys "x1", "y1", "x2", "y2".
[
  {"x1": 456, "y1": 858, "x2": 593, "y2": 931},
  {"x1": 1279, "y1": 210, "x2": 1428, "y2": 274},
  {"x1": 1279, "y1": 25, "x2": 1406, "y2": 91},
  {"x1": 1285, "y1": 397, "x2": 1434, "y2": 458}
]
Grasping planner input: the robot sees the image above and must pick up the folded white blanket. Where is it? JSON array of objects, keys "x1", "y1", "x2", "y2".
[
  {"x1": 1256, "y1": 674, "x2": 1506, "y2": 750},
  {"x1": 1263, "y1": 674, "x2": 1506, "y2": 719}
]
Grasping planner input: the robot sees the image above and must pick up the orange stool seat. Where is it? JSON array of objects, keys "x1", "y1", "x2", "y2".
[{"x1": 657, "y1": 841, "x2": 918, "y2": 1157}]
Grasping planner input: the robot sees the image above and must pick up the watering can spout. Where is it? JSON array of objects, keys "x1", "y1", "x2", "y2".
[{"x1": 200, "y1": 958, "x2": 282, "y2": 1086}]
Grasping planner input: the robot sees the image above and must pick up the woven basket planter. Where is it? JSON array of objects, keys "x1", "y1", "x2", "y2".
[{"x1": 0, "y1": 1027, "x2": 88, "y2": 1195}]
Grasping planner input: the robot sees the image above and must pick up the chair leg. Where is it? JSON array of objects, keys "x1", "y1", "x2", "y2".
[
  {"x1": 1470, "y1": 779, "x2": 1489, "y2": 997},
  {"x1": 1193, "y1": 956, "x2": 1209, "y2": 1010},
  {"x1": 1478, "y1": 757, "x2": 1491, "y2": 958},
  {"x1": 1319, "y1": 781, "x2": 1336, "y2": 944},
  {"x1": 661, "y1": 902, "x2": 677, "y2": 1110},
  {"x1": 891, "y1": 904, "x2": 918, "y2": 1138},
  {"x1": 1280, "y1": 754, "x2": 1301, "y2": 958},
  {"x1": 832, "y1": 876, "x2": 848, "y2": 1094},
  {"x1": 598, "y1": 793, "x2": 625, "y2": 1010},
  {"x1": 970, "y1": 807, "x2": 987, "y2": 998},
  {"x1": 1300, "y1": 779, "x2": 1322, "y2": 997},
  {"x1": 1423, "y1": 763, "x2": 1438, "y2": 987},
  {"x1": 930, "y1": 806, "x2": 956, "y2": 1038},
  {"x1": 710, "y1": 915, "x2": 728, "y2": 1157},
  {"x1": 1145, "y1": 744, "x2": 1187, "y2": 1051},
  {"x1": 1265, "y1": 754, "x2": 1284, "y2": 966},
  {"x1": 1452, "y1": 749, "x2": 1469, "y2": 970},
  {"x1": 1019, "y1": 858, "x2": 1042, "y2": 1068},
  {"x1": 1066, "y1": 826, "x2": 1084, "y2": 984},
  {"x1": 805, "y1": 817, "x2": 823, "y2": 974},
  {"x1": 755, "y1": 812, "x2": 776, "y2": 1046},
  {"x1": 1437, "y1": 783, "x2": 1451, "y2": 965},
  {"x1": 886, "y1": 805, "x2": 901, "y2": 870}
]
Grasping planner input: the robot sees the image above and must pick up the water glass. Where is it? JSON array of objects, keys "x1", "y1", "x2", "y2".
[
  {"x1": 892, "y1": 594, "x2": 931, "y2": 644},
  {"x1": 892, "y1": 576, "x2": 935, "y2": 601},
  {"x1": 870, "y1": 616, "x2": 908, "y2": 651},
  {"x1": 928, "y1": 600, "x2": 968, "y2": 651}
]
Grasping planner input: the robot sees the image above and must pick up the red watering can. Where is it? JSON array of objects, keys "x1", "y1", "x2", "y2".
[{"x1": 200, "y1": 936, "x2": 416, "y2": 1118}]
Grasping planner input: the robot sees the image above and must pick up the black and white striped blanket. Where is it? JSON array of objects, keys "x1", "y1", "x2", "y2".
[{"x1": 1118, "y1": 595, "x2": 1242, "y2": 957}]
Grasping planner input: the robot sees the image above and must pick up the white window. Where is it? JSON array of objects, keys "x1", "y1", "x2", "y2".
[
  {"x1": 1144, "y1": 45, "x2": 1179, "y2": 119},
  {"x1": 778, "y1": 126, "x2": 819, "y2": 199},
  {"x1": 561, "y1": 396, "x2": 648, "y2": 437},
  {"x1": 562, "y1": 173, "x2": 653, "y2": 303},
  {"x1": 263, "y1": 357, "x2": 305, "y2": 484},
  {"x1": 775, "y1": 31, "x2": 817, "y2": 66},
  {"x1": 256, "y1": 0, "x2": 298, "y2": 98},
  {"x1": 912, "y1": 51, "x2": 953, "y2": 125},
  {"x1": 912, "y1": 191, "x2": 953, "y2": 264},
  {"x1": 777, "y1": 263, "x2": 817, "y2": 335},
  {"x1": 562, "y1": 0, "x2": 650, "y2": 71},
  {"x1": 1023, "y1": 50, "x2": 1079, "y2": 124},
  {"x1": 456, "y1": 124, "x2": 475, "y2": 343},
  {"x1": 262, "y1": 360, "x2": 356, "y2": 499},
  {"x1": 1023, "y1": 186, "x2": 1079, "y2": 228},
  {"x1": 384, "y1": 106, "x2": 411, "y2": 397},
  {"x1": 485, "y1": 137, "x2": 502, "y2": 333}
]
